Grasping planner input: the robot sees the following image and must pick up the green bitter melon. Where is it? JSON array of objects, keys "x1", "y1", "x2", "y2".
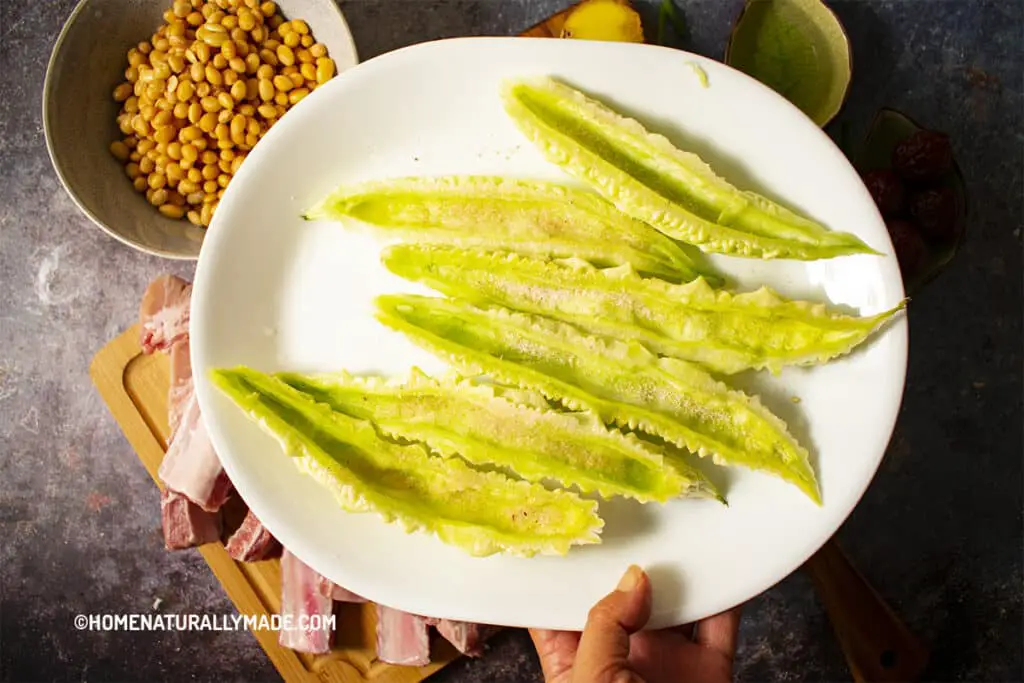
[
  {"x1": 278, "y1": 368, "x2": 720, "y2": 503},
  {"x1": 501, "y1": 76, "x2": 879, "y2": 260},
  {"x1": 211, "y1": 367, "x2": 604, "y2": 557},
  {"x1": 383, "y1": 244, "x2": 905, "y2": 375},
  {"x1": 304, "y1": 175, "x2": 717, "y2": 283},
  {"x1": 376, "y1": 295, "x2": 821, "y2": 504}
]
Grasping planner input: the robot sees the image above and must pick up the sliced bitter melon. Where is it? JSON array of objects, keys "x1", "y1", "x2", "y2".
[
  {"x1": 210, "y1": 367, "x2": 604, "y2": 557},
  {"x1": 277, "y1": 368, "x2": 718, "y2": 503},
  {"x1": 501, "y1": 76, "x2": 879, "y2": 260},
  {"x1": 376, "y1": 295, "x2": 821, "y2": 504},
  {"x1": 383, "y1": 244, "x2": 905, "y2": 375},
  {"x1": 303, "y1": 175, "x2": 717, "y2": 283}
]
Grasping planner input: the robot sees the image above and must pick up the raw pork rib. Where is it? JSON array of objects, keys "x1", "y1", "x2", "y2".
[
  {"x1": 279, "y1": 549, "x2": 335, "y2": 654},
  {"x1": 160, "y1": 489, "x2": 221, "y2": 549},
  {"x1": 158, "y1": 393, "x2": 232, "y2": 512},
  {"x1": 139, "y1": 274, "x2": 191, "y2": 354},
  {"x1": 376, "y1": 606, "x2": 430, "y2": 667},
  {"x1": 434, "y1": 619, "x2": 499, "y2": 657},
  {"x1": 224, "y1": 509, "x2": 281, "y2": 562},
  {"x1": 139, "y1": 274, "x2": 231, "y2": 524},
  {"x1": 316, "y1": 575, "x2": 367, "y2": 603}
]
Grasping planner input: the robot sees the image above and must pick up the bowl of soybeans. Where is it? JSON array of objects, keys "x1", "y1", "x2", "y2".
[{"x1": 43, "y1": 0, "x2": 358, "y2": 258}]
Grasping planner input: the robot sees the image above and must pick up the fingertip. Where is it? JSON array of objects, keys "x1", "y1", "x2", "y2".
[
  {"x1": 615, "y1": 565, "x2": 652, "y2": 628},
  {"x1": 616, "y1": 564, "x2": 645, "y2": 593},
  {"x1": 574, "y1": 565, "x2": 654, "y2": 678},
  {"x1": 614, "y1": 565, "x2": 653, "y2": 616}
]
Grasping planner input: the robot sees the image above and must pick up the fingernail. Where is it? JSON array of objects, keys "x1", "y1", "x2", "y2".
[{"x1": 616, "y1": 564, "x2": 643, "y2": 592}]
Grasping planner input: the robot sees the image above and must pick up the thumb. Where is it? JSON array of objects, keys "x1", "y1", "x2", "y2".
[{"x1": 573, "y1": 565, "x2": 652, "y2": 683}]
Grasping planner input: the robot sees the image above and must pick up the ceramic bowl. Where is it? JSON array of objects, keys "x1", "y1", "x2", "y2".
[{"x1": 43, "y1": 0, "x2": 358, "y2": 259}]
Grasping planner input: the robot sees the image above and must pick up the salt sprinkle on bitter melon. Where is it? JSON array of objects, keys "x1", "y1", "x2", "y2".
[
  {"x1": 211, "y1": 367, "x2": 604, "y2": 557},
  {"x1": 304, "y1": 175, "x2": 717, "y2": 283},
  {"x1": 278, "y1": 368, "x2": 720, "y2": 503},
  {"x1": 376, "y1": 295, "x2": 822, "y2": 504},
  {"x1": 383, "y1": 244, "x2": 905, "y2": 375}
]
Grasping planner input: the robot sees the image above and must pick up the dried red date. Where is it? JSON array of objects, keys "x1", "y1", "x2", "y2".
[
  {"x1": 862, "y1": 169, "x2": 905, "y2": 216},
  {"x1": 892, "y1": 130, "x2": 953, "y2": 181},
  {"x1": 886, "y1": 219, "x2": 928, "y2": 277},
  {"x1": 909, "y1": 186, "x2": 958, "y2": 244}
]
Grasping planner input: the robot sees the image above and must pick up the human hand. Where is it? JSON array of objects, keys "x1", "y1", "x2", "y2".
[{"x1": 529, "y1": 565, "x2": 741, "y2": 683}]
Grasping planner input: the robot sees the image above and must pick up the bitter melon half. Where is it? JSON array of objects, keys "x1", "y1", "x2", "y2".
[
  {"x1": 303, "y1": 175, "x2": 716, "y2": 283},
  {"x1": 278, "y1": 368, "x2": 719, "y2": 503},
  {"x1": 383, "y1": 244, "x2": 905, "y2": 375},
  {"x1": 376, "y1": 295, "x2": 821, "y2": 504},
  {"x1": 501, "y1": 76, "x2": 880, "y2": 260},
  {"x1": 211, "y1": 367, "x2": 604, "y2": 556}
]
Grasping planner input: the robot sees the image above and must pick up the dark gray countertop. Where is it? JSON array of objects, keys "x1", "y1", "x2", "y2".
[{"x1": 1, "y1": 1, "x2": 1021, "y2": 681}]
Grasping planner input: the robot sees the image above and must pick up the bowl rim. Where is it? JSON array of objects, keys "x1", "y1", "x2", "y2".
[{"x1": 41, "y1": 0, "x2": 361, "y2": 261}]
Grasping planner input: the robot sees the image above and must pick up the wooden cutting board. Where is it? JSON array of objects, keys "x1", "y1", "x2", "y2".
[
  {"x1": 87, "y1": 7, "x2": 581, "y2": 683},
  {"x1": 90, "y1": 325, "x2": 458, "y2": 682}
]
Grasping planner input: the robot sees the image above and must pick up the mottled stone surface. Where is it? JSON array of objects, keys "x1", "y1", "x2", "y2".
[{"x1": 1, "y1": 1, "x2": 1021, "y2": 682}]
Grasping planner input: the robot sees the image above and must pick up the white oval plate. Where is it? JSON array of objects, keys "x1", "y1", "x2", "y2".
[{"x1": 192, "y1": 37, "x2": 907, "y2": 630}]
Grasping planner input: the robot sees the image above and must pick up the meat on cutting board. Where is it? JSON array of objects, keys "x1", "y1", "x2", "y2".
[
  {"x1": 376, "y1": 605, "x2": 431, "y2": 667},
  {"x1": 225, "y1": 509, "x2": 281, "y2": 562},
  {"x1": 158, "y1": 393, "x2": 232, "y2": 512},
  {"x1": 434, "y1": 619, "x2": 499, "y2": 657},
  {"x1": 316, "y1": 574, "x2": 367, "y2": 603},
  {"x1": 140, "y1": 273, "x2": 486, "y2": 665},
  {"x1": 279, "y1": 549, "x2": 335, "y2": 654},
  {"x1": 140, "y1": 274, "x2": 231, "y2": 545},
  {"x1": 160, "y1": 489, "x2": 222, "y2": 549},
  {"x1": 139, "y1": 274, "x2": 192, "y2": 354},
  {"x1": 138, "y1": 275, "x2": 233, "y2": 513},
  {"x1": 167, "y1": 336, "x2": 192, "y2": 437}
]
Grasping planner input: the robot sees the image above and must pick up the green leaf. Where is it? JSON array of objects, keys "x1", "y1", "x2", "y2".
[
  {"x1": 725, "y1": 0, "x2": 852, "y2": 127},
  {"x1": 657, "y1": 0, "x2": 689, "y2": 46}
]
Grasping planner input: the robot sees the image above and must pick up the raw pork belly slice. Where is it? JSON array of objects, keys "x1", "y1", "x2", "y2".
[
  {"x1": 316, "y1": 575, "x2": 367, "y2": 603},
  {"x1": 139, "y1": 274, "x2": 192, "y2": 354},
  {"x1": 167, "y1": 337, "x2": 193, "y2": 437},
  {"x1": 376, "y1": 606, "x2": 430, "y2": 667},
  {"x1": 158, "y1": 393, "x2": 232, "y2": 512},
  {"x1": 224, "y1": 509, "x2": 281, "y2": 562},
  {"x1": 160, "y1": 489, "x2": 221, "y2": 549},
  {"x1": 138, "y1": 273, "x2": 194, "y2": 442},
  {"x1": 435, "y1": 619, "x2": 499, "y2": 657},
  {"x1": 279, "y1": 549, "x2": 335, "y2": 654}
]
